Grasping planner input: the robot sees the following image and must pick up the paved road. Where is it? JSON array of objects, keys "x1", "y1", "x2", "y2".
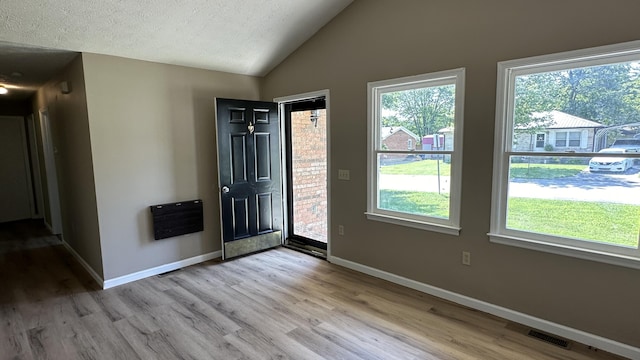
[{"x1": 379, "y1": 168, "x2": 640, "y2": 205}]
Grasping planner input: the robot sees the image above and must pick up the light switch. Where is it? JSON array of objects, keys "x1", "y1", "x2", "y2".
[{"x1": 338, "y1": 169, "x2": 350, "y2": 180}]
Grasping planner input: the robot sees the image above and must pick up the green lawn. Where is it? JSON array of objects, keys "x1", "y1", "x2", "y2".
[
  {"x1": 507, "y1": 198, "x2": 639, "y2": 247},
  {"x1": 379, "y1": 190, "x2": 449, "y2": 218},
  {"x1": 379, "y1": 190, "x2": 639, "y2": 247},
  {"x1": 509, "y1": 163, "x2": 586, "y2": 179},
  {"x1": 381, "y1": 160, "x2": 586, "y2": 179},
  {"x1": 381, "y1": 159, "x2": 450, "y2": 175}
]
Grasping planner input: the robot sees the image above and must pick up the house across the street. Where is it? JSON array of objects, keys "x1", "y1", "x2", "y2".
[
  {"x1": 514, "y1": 110, "x2": 604, "y2": 152},
  {"x1": 381, "y1": 126, "x2": 420, "y2": 151}
]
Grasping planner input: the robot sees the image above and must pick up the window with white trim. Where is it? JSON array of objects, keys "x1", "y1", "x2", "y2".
[
  {"x1": 367, "y1": 68, "x2": 465, "y2": 235},
  {"x1": 554, "y1": 131, "x2": 581, "y2": 148},
  {"x1": 490, "y1": 41, "x2": 640, "y2": 269}
]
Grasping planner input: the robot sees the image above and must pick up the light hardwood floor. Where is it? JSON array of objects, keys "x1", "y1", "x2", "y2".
[{"x1": 0, "y1": 220, "x2": 628, "y2": 360}]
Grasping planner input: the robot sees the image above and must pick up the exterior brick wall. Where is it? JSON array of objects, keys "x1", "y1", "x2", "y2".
[
  {"x1": 383, "y1": 131, "x2": 418, "y2": 151},
  {"x1": 290, "y1": 110, "x2": 327, "y2": 243},
  {"x1": 382, "y1": 129, "x2": 419, "y2": 163}
]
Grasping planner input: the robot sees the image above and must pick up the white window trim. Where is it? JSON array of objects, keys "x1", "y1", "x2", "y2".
[
  {"x1": 490, "y1": 40, "x2": 640, "y2": 269},
  {"x1": 366, "y1": 68, "x2": 465, "y2": 236}
]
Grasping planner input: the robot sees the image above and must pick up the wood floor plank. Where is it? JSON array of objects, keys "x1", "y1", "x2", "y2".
[
  {"x1": 162, "y1": 285, "x2": 242, "y2": 336},
  {"x1": 88, "y1": 287, "x2": 138, "y2": 323},
  {"x1": 79, "y1": 312, "x2": 142, "y2": 360},
  {"x1": 1, "y1": 220, "x2": 630, "y2": 360},
  {"x1": 349, "y1": 289, "x2": 526, "y2": 359},
  {"x1": 0, "y1": 304, "x2": 33, "y2": 360},
  {"x1": 230, "y1": 254, "x2": 339, "y2": 310},
  {"x1": 286, "y1": 326, "x2": 368, "y2": 360},
  {"x1": 27, "y1": 324, "x2": 78, "y2": 360},
  {"x1": 230, "y1": 279, "x2": 324, "y2": 331},
  {"x1": 172, "y1": 271, "x2": 298, "y2": 335},
  {"x1": 145, "y1": 304, "x2": 246, "y2": 360},
  {"x1": 315, "y1": 314, "x2": 432, "y2": 360},
  {"x1": 113, "y1": 318, "x2": 187, "y2": 360},
  {"x1": 223, "y1": 328, "x2": 293, "y2": 360},
  {"x1": 324, "y1": 290, "x2": 514, "y2": 360},
  {"x1": 57, "y1": 318, "x2": 103, "y2": 360}
]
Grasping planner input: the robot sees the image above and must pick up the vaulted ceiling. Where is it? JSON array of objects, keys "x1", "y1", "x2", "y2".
[{"x1": 0, "y1": 0, "x2": 352, "y2": 100}]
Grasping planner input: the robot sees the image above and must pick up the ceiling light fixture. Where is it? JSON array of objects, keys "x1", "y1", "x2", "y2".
[{"x1": 0, "y1": 86, "x2": 8, "y2": 95}]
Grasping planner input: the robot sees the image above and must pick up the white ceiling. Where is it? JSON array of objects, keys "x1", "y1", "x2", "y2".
[{"x1": 0, "y1": 0, "x2": 352, "y2": 100}]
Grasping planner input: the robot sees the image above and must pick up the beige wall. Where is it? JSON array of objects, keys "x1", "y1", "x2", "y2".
[
  {"x1": 32, "y1": 55, "x2": 104, "y2": 277},
  {"x1": 262, "y1": 0, "x2": 640, "y2": 347},
  {"x1": 82, "y1": 53, "x2": 261, "y2": 280}
]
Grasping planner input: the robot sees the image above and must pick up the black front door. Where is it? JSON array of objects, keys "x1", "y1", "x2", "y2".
[{"x1": 215, "y1": 98, "x2": 283, "y2": 259}]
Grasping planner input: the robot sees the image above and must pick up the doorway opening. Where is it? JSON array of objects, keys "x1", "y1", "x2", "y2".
[{"x1": 282, "y1": 96, "x2": 328, "y2": 257}]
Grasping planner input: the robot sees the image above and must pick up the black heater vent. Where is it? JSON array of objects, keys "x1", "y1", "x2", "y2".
[
  {"x1": 150, "y1": 200, "x2": 203, "y2": 240},
  {"x1": 528, "y1": 330, "x2": 570, "y2": 349}
]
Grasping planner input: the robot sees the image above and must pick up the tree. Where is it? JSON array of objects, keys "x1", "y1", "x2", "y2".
[
  {"x1": 514, "y1": 72, "x2": 563, "y2": 130},
  {"x1": 560, "y1": 63, "x2": 640, "y2": 126},
  {"x1": 514, "y1": 62, "x2": 640, "y2": 129},
  {"x1": 381, "y1": 114, "x2": 404, "y2": 128},
  {"x1": 381, "y1": 85, "x2": 455, "y2": 138}
]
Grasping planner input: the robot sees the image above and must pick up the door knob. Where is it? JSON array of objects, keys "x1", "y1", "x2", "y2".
[{"x1": 221, "y1": 186, "x2": 230, "y2": 193}]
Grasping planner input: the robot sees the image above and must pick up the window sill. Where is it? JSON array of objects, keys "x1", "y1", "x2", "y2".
[
  {"x1": 488, "y1": 233, "x2": 640, "y2": 270},
  {"x1": 366, "y1": 212, "x2": 460, "y2": 236}
]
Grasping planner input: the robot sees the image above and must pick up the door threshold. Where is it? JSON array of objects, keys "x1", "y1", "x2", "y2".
[{"x1": 284, "y1": 241, "x2": 327, "y2": 259}]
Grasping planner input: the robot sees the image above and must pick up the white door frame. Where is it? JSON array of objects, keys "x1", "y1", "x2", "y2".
[
  {"x1": 38, "y1": 109, "x2": 63, "y2": 234},
  {"x1": 274, "y1": 89, "x2": 331, "y2": 259}
]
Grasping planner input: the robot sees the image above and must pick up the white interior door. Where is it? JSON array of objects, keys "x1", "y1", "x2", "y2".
[{"x1": 0, "y1": 116, "x2": 33, "y2": 223}]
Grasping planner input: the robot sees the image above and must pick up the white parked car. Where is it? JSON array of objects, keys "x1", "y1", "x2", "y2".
[{"x1": 589, "y1": 148, "x2": 634, "y2": 173}]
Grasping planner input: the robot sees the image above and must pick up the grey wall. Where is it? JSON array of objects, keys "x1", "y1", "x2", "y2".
[
  {"x1": 262, "y1": 0, "x2": 640, "y2": 347},
  {"x1": 81, "y1": 53, "x2": 261, "y2": 280},
  {"x1": 0, "y1": 116, "x2": 32, "y2": 222},
  {"x1": 32, "y1": 54, "x2": 104, "y2": 278}
]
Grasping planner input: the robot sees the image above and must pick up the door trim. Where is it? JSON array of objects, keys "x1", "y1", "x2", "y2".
[
  {"x1": 38, "y1": 108, "x2": 63, "y2": 234},
  {"x1": 274, "y1": 89, "x2": 331, "y2": 259}
]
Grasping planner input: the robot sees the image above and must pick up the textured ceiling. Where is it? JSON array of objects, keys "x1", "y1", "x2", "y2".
[{"x1": 0, "y1": 0, "x2": 352, "y2": 100}]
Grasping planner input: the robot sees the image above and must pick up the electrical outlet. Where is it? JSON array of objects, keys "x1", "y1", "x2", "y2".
[
  {"x1": 462, "y1": 251, "x2": 471, "y2": 266},
  {"x1": 338, "y1": 169, "x2": 350, "y2": 180},
  {"x1": 338, "y1": 225, "x2": 345, "y2": 235}
]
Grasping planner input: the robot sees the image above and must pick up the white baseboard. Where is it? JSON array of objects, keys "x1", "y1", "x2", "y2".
[
  {"x1": 328, "y1": 255, "x2": 640, "y2": 360},
  {"x1": 61, "y1": 240, "x2": 105, "y2": 288},
  {"x1": 103, "y1": 250, "x2": 222, "y2": 289},
  {"x1": 62, "y1": 239, "x2": 222, "y2": 291}
]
